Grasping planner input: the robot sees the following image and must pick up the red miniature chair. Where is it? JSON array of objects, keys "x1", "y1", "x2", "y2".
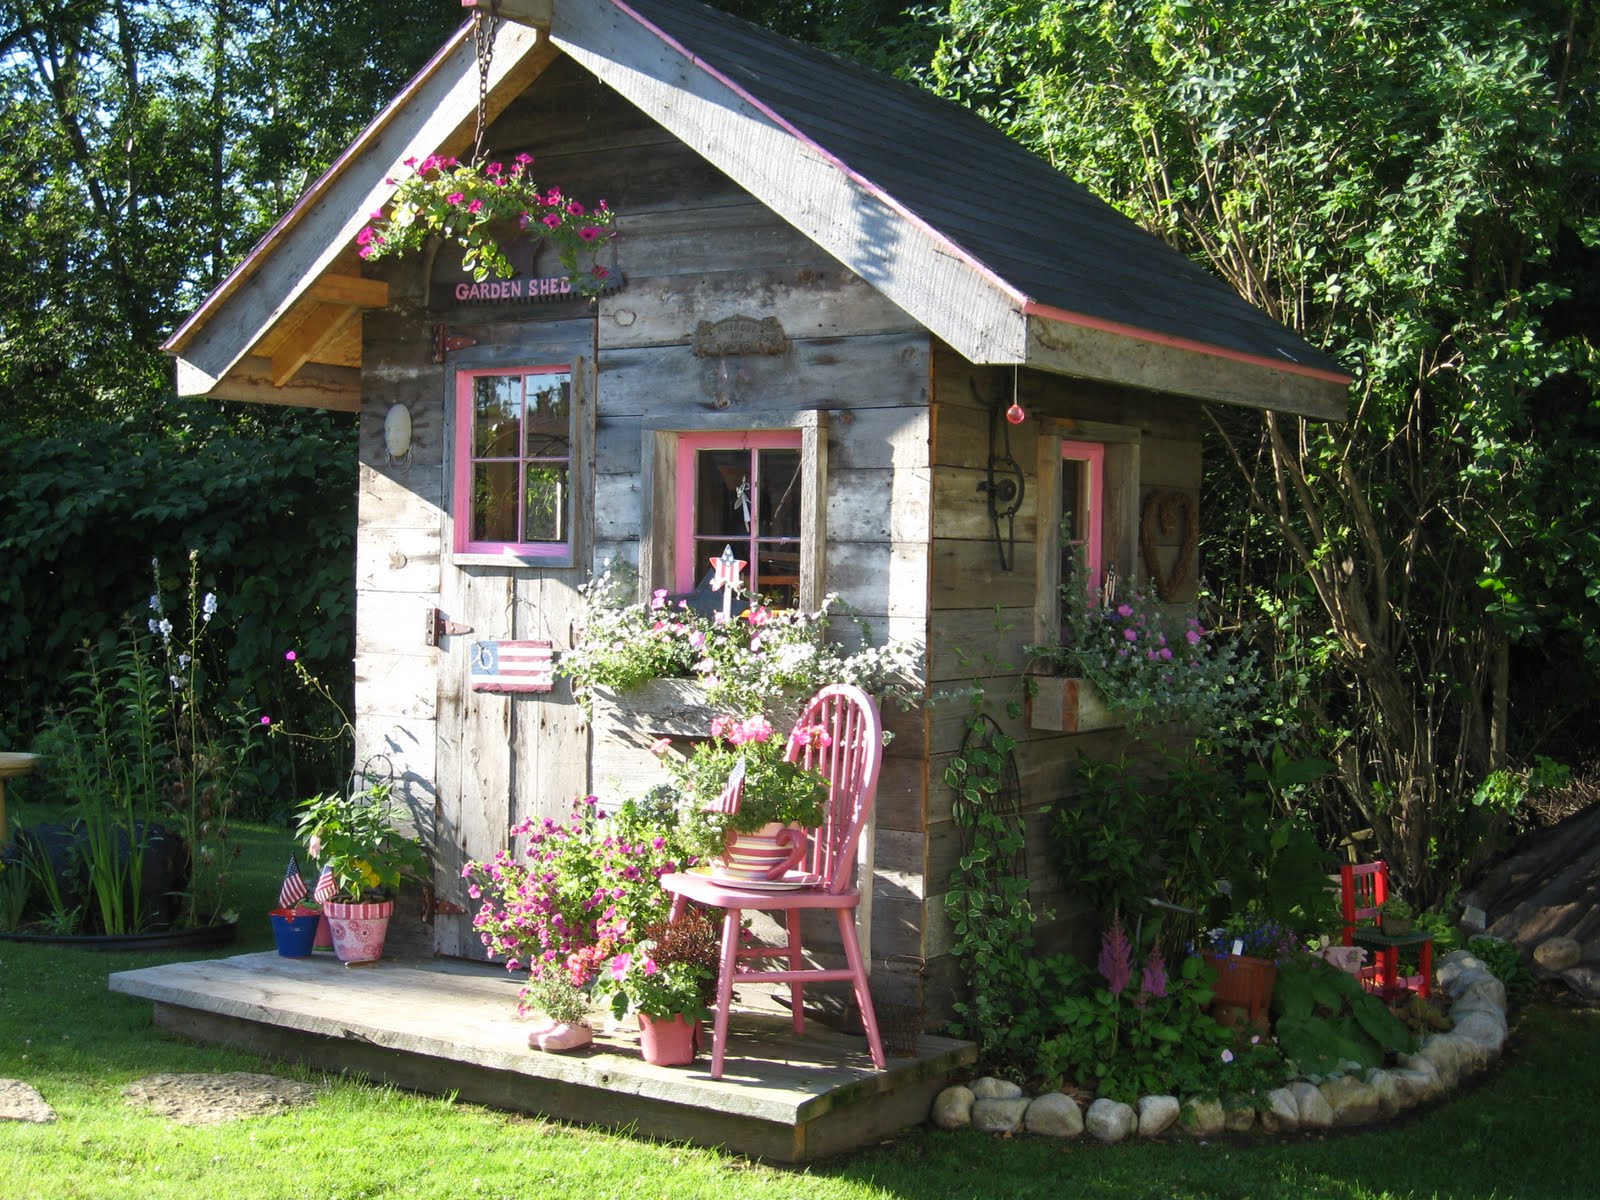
[
  {"x1": 660, "y1": 683, "x2": 887, "y2": 1079},
  {"x1": 1339, "y1": 861, "x2": 1433, "y2": 999}
]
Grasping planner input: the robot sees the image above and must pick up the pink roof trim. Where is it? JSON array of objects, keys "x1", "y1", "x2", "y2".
[{"x1": 163, "y1": 22, "x2": 476, "y2": 354}]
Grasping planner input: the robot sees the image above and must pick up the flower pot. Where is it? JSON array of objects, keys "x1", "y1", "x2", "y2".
[
  {"x1": 1026, "y1": 676, "x2": 1122, "y2": 733},
  {"x1": 269, "y1": 910, "x2": 320, "y2": 957},
  {"x1": 1203, "y1": 952, "x2": 1278, "y2": 1028},
  {"x1": 1380, "y1": 914, "x2": 1414, "y2": 935},
  {"x1": 715, "y1": 822, "x2": 806, "y2": 882},
  {"x1": 527, "y1": 1019, "x2": 594, "y2": 1053},
  {"x1": 638, "y1": 1013, "x2": 701, "y2": 1066},
  {"x1": 322, "y1": 899, "x2": 394, "y2": 963}
]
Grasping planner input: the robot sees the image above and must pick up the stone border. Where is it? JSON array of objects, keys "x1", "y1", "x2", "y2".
[{"x1": 931, "y1": 949, "x2": 1511, "y2": 1141}]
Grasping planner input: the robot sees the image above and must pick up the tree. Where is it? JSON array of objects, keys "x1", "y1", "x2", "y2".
[{"x1": 928, "y1": 0, "x2": 1600, "y2": 901}]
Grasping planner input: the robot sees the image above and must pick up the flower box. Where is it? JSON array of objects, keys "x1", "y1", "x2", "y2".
[
  {"x1": 1026, "y1": 676, "x2": 1122, "y2": 733},
  {"x1": 589, "y1": 679, "x2": 716, "y2": 740}
]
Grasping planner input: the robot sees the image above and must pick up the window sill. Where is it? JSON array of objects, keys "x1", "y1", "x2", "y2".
[{"x1": 452, "y1": 550, "x2": 576, "y2": 570}]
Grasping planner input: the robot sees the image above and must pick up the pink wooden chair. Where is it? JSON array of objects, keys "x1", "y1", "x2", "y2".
[
  {"x1": 1339, "y1": 861, "x2": 1433, "y2": 999},
  {"x1": 660, "y1": 683, "x2": 887, "y2": 1079}
]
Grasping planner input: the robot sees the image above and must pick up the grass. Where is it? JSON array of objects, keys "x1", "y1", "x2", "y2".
[{"x1": 2, "y1": 816, "x2": 1596, "y2": 1200}]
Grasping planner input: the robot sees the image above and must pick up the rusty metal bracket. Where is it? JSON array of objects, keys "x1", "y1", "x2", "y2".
[
  {"x1": 425, "y1": 607, "x2": 472, "y2": 646},
  {"x1": 433, "y1": 324, "x2": 479, "y2": 363},
  {"x1": 420, "y1": 884, "x2": 468, "y2": 926}
]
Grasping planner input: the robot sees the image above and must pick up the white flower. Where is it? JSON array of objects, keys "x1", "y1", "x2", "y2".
[
  {"x1": 202, "y1": 592, "x2": 218, "y2": 621},
  {"x1": 178, "y1": 653, "x2": 190, "y2": 668},
  {"x1": 157, "y1": 618, "x2": 173, "y2": 641},
  {"x1": 169, "y1": 675, "x2": 182, "y2": 690},
  {"x1": 149, "y1": 594, "x2": 161, "y2": 613}
]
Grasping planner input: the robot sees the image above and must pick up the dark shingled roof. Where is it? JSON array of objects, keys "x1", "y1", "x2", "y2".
[{"x1": 625, "y1": 0, "x2": 1345, "y2": 378}]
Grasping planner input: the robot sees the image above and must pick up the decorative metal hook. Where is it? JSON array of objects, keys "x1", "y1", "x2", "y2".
[{"x1": 975, "y1": 382, "x2": 1025, "y2": 571}]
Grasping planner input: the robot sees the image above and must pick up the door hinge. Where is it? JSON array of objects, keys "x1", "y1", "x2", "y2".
[{"x1": 425, "y1": 607, "x2": 472, "y2": 646}]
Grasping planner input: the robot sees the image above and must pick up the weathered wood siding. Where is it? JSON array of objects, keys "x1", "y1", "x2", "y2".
[{"x1": 921, "y1": 345, "x2": 1204, "y2": 1019}]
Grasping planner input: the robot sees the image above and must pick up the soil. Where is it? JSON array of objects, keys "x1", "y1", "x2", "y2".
[{"x1": 121, "y1": 1072, "x2": 317, "y2": 1125}]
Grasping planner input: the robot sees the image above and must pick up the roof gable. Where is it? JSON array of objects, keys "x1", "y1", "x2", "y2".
[{"x1": 168, "y1": 0, "x2": 1349, "y2": 418}]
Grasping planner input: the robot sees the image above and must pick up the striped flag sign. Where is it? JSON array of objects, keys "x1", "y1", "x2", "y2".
[
  {"x1": 469, "y1": 639, "x2": 555, "y2": 693},
  {"x1": 278, "y1": 854, "x2": 307, "y2": 909},
  {"x1": 312, "y1": 865, "x2": 339, "y2": 903}
]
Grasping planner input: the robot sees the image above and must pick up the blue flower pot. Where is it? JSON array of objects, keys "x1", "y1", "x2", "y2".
[{"x1": 270, "y1": 911, "x2": 320, "y2": 957}]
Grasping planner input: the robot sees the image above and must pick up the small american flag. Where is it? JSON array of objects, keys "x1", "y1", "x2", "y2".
[
  {"x1": 470, "y1": 639, "x2": 555, "y2": 693},
  {"x1": 278, "y1": 854, "x2": 307, "y2": 909},
  {"x1": 312, "y1": 865, "x2": 338, "y2": 903}
]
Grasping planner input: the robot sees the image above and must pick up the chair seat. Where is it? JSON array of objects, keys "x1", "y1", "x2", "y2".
[
  {"x1": 660, "y1": 871, "x2": 858, "y2": 911},
  {"x1": 1351, "y1": 926, "x2": 1434, "y2": 952}
]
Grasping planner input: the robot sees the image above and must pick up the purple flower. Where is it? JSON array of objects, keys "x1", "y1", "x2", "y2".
[
  {"x1": 1141, "y1": 945, "x2": 1168, "y2": 999},
  {"x1": 1097, "y1": 915, "x2": 1133, "y2": 996}
]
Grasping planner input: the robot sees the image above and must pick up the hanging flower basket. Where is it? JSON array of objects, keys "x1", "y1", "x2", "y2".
[{"x1": 1027, "y1": 675, "x2": 1122, "y2": 733}]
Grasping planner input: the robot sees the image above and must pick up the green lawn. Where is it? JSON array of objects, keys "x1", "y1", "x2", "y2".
[{"x1": 1, "y1": 821, "x2": 1593, "y2": 1200}]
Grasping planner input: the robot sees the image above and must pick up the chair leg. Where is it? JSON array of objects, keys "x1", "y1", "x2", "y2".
[
  {"x1": 837, "y1": 909, "x2": 885, "y2": 1070},
  {"x1": 786, "y1": 910, "x2": 804, "y2": 1035},
  {"x1": 709, "y1": 908, "x2": 741, "y2": 1081},
  {"x1": 668, "y1": 891, "x2": 688, "y2": 923},
  {"x1": 1418, "y1": 938, "x2": 1433, "y2": 999}
]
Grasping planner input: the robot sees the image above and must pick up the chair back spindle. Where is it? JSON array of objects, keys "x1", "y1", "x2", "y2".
[{"x1": 785, "y1": 684, "x2": 882, "y2": 895}]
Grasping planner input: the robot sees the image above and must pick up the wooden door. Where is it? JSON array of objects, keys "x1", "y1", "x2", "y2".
[{"x1": 431, "y1": 317, "x2": 596, "y2": 957}]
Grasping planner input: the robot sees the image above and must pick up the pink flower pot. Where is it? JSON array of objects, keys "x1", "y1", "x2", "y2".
[
  {"x1": 638, "y1": 1013, "x2": 701, "y2": 1066},
  {"x1": 715, "y1": 822, "x2": 806, "y2": 882},
  {"x1": 322, "y1": 899, "x2": 394, "y2": 963}
]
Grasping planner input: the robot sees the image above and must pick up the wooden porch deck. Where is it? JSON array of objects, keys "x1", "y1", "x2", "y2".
[{"x1": 108, "y1": 952, "x2": 975, "y2": 1162}]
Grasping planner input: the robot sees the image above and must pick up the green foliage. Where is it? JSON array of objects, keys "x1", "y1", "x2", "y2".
[
  {"x1": 595, "y1": 913, "x2": 721, "y2": 1022},
  {"x1": 1469, "y1": 935, "x2": 1538, "y2": 1008},
  {"x1": 1032, "y1": 555, "x2": 1277, "y2": 751},
  {"x1": 0, "y1": 411, "x2": 357, "y2": 814},
  {"x1": 293, "y1": 768, "x2": 427, "y2": 903},
  {"x1": 1272, "y1": 956, "x2": 1414, "y2": 1077},
  {"x1": 926, "y1": 0, "x2": 1600, "y2": 905}
]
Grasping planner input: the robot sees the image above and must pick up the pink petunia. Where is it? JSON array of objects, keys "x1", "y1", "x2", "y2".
[
  {"x1": 446, "y1": 192, "x2": 465, "y2": 206},
  {"x1": 567, "y1": 201, "x2": 585, "y2": 216},
  {"x1": 1123, "y1": 628, "x2": 1139, "y2": 641},
  {"x1": 467, "y1": 199, "x2": 484, "y2": 214},
  {"x1": 285, "y1": 650, "x2": 297, "y2": 661},
  {"x1": 543, "y1": 214, "x2": 562, "y2": 228},
  {"x1": 578, "y1": 225, "x2": 602, "y2": 242}
]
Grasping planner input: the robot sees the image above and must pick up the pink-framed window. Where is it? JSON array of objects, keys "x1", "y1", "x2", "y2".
[
  {"x1": 1060, "y1": 439, "x2": 1105, "y2": 596},
  {"x1": 453, "y1": 366, "x2": 573, "y2": 557},
  {"x1": 674, "y1": 430, "x2": 803, "y2": 607}
]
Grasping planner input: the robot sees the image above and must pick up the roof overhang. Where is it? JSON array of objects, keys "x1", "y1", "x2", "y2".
[{"x1": 169, "y1": 0, "x2": 1350, "y2": 420}]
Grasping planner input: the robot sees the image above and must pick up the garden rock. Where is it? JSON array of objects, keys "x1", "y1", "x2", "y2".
[
  {"x1": 1397, "y1": 1053, "x2": 1445, "y2": 1102},
  {"x1": 1289, "y1": 1081, "x2": 1334, "y2": 1129},
  {"x1": 930, "y1": 1085, "x2": 974, "y2": 1130},
  {"x1": 1319, "y1": 1075, "x2": 1379, "y2": 1125},
  {"x1": 1085, "y1": 1098, "x2": 1136, "y2": 1144},
  {"x1": 0, "y1": 1079, "x2": 56, "y2": 1124},
  {"x1": 1258, "y1": 1088, "x2": 1299, "y2": 1134},
  {"x1": 1023, "y1": 1092, "x2": 1082, "y2": 1138},
  {"x1": 1363, "y1": 1068, "x2": 1402, "y2": 1118},
  {"x1": 1417, "y1": 1033, "x2": 1476, "y2": 1085},
  {"x1": 1136, "y1": 1094, "x2": 1179, "y2": 1137},
  {"x1": 1223, "y1": 1101, "x2": 1256, "y2": 1132},
  {"x1": 1436, "y1": 951, "x2": 1490, "y2": 993},
  {"x1": 968, "y1": 1076, "x2": 1023, "y2": 1100},
  {"x1": 1180, "y1": 1096, "x2": 1224, "y2": 1137},
  {"x1": 971, "y1": 1096, "x2": 1030, "y2": 1134},
  {"x1": 1451, "y1": 976, "x2": 1508, "y2": 1015},
  {"x1": 122, "y1": 1072, "x2": 315, "y2": 1126},
  {"x1": 1452, "y1": 1009, "x2": 1508, "y2": 1056},
  {"x1": 1534, "y1": 935, "x2": 1582, "y2": 973}
]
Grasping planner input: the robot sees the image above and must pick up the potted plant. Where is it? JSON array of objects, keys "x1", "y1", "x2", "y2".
[
  {"x1": 663, "y1": 715, "x2": 828, "y2": 881},
  {"x1": 521, "y1": 975, "x2": 595, "y2": 1052},
  {"x1": 1198, "y1": 911, "x2": 1303, "y2": 1033},
  {"x1": 1378, "y1": 895, "x2": 1415, "y2": 935},
  {"x1": 596, "y1": 913, "x2": 719, "y2": 1066},
  {"x1": 294, "y1": 765, "x2": 427, "y2": 963}
]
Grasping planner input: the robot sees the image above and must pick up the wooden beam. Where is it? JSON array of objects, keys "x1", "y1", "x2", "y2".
[
  {"x1": 270, "y1": 302, "x2": 360, "y2": 387},
  {"x1": 307, "y1": 273, "x2": 389, "y2": 308},
  {"x1": 178, "y1": 356, "x2": 362, "y2": 412},
  {"x1": 462, "y1": 0, "x2": 552, "y2": 28},
  {"x1": 1025, "y1": 314, "x2": 1349, "y2": 421}
]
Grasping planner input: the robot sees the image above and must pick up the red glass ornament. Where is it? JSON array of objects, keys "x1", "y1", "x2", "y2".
[{"x1": 1005, "y1": 401, "x2": 1026, "y2": 425}]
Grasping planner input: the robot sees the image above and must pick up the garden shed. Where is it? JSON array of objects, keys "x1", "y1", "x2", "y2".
[{"x1": 165, "y1": 0, "x2": 1349, "y2": 1024}]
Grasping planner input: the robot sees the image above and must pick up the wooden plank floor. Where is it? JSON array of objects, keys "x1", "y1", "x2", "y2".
[{"x1": 108, "y1": 952, "x2": 974, "y2": 1161}]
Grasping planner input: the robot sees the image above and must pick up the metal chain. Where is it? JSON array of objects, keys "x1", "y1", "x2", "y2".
[{"x1": 470, "y1": 2, "x2": 500, "y2": 164}]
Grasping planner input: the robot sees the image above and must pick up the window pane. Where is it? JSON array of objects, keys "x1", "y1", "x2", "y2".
[
  {"x1": 1060, "y1": 459, "x2": 1085, "y2": 543},
  {"x1": 755, "y1": 545, "x2": 800, "y2": 609},
  {"x1": 473, "y1": 462, "x2": 520, "y2": 542},
  {"x1": 757, "y1": 449, "x2": 802, "y2": 538},
  {"x1": 524, "y1": 465, "x2": 568, "y2": 543},
  {"x1": 474, "y1": 376, "x2": 522, "y2": 457},
  {"x1": 523, "y1": 374, "x2": 571, "y2": 459},
  {"x1": 692, "y1": 538, "x2": 738, "y2": 590},
  {"x1": 695, "y1": 449, "x2": 748, "y2": 538}
]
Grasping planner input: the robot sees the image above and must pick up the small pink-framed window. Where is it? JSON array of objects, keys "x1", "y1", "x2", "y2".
[
  {"x1": 675, "y1": 431, "x2": 803, "y2": 607},
  {"x1": 1060, "y1": 439, "x2": 1105, "y2": 596},
  {"x1": 453, "y1": 366, "x2": 573, "y2": 556}
]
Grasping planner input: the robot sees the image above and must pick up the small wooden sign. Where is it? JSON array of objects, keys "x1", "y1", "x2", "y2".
[{"x1": 470, "y1": 640, "x2": 555, "y2": 693}]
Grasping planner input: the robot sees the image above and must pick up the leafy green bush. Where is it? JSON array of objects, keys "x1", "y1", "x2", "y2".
[
  {"x1": 1469, "y1": 935, "x2": 1538, "y2": 1007},
  {"x1": 1272, "y1": 956, "x2": 1414, "y2": 1076}
]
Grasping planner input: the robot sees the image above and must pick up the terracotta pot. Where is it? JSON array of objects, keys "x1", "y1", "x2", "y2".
[
  {"x1": 322, "y1": 899, "x2": 394, "y2": 963},
  {"x1": 1202, "y1": 952, "x2": 1278, "y2": 1026},
  {"x1": 715, "y1": 822, "x2": 806, "y2": 882},
  {"x1": 638, "y1": 1013, "x2": 701, "y2": 1066}
]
